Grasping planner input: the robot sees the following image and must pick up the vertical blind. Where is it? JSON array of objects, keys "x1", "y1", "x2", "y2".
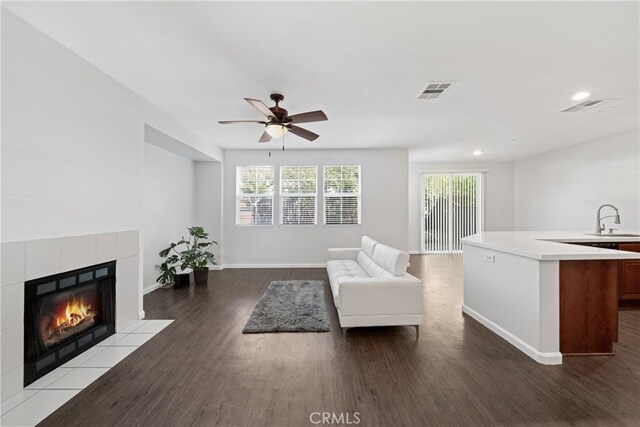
[
  {"x1": 280, "y1": 166, "x2": 317, "y2": 225},
  {"x1": 423, "y1": 172, "x2": 483, "y2": 253},
  {"x1": 236, "y1": 166, "x2": 274, "y2": 225},
  {"x1": 324, "y1": 165, "x2": 361, "y2": 225}
]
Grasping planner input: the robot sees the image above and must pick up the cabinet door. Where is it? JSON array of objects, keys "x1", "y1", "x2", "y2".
[{"x1": 619, "y1": 243, "x2": 640, "y2": 301}]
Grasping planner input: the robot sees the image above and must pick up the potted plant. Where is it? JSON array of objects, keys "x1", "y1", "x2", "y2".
[
  {"x1": 156, "y1": 251, "x2": 191, "y2": 289},
  {"x1": 156, "y1": 261, "x2": 178, "y2": 289},
  {"x1": 158, "y1": 226, "x2": 218, "y2": 288}
]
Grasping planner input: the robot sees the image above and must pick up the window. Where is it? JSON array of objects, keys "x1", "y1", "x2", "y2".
[
  {"x1": 236, "y1": 166, "x2": 274, "y2": 225},
  {"x1": 280, "y1": 166, "x2": 317, "y2": 225},
  {"x1": 422, "y1": 172, "x2": 483, "y2": 253},
  {"x1": 323, "y1": 165, "x2": 361, "y2": 225}
]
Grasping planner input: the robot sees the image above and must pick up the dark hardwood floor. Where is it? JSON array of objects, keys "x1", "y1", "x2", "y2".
[{"x1": 41, "y1": 255, "x2": 640, "y2": 426}]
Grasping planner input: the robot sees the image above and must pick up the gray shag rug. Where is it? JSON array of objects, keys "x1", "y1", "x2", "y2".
[{"x1": 242, "y1": 280, "x2": 330, "y2": 333}]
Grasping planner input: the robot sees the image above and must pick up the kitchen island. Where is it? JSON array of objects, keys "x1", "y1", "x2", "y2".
[{"x1": 461, "y1": 231, "x2": 640, "y2": 365}]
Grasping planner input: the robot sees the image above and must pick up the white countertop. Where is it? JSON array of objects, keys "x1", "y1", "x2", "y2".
[{"x1": 461, "y1": 231, "x2": 640, "y2": 261}]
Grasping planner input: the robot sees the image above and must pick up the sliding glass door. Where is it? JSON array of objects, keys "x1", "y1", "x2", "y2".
[{"x1": 422, "y1": 172, "x2": 483, "y2": 253}]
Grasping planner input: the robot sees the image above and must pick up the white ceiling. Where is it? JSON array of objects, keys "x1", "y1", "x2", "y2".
[{"x1": 3, "y1": 1, "x2": 639, "y2": 161}]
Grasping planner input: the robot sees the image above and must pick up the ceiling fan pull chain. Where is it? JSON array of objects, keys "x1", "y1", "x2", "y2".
[{"x1": 282, "y1": 132, "x2": 286, "y2": 151}]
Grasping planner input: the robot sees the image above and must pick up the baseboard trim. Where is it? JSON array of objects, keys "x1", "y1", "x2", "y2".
[
  {"x1": 141, "y1": 265, "x2": 324, "y2": 296},
  {"x1": 408, "y1": 251, "x2": 422, "y2": 255},
  {"x1": 143, "y1": 283, "x2": 164, "y2": 295},
  {"x1": 220, "y1": 263, "x2": 326, "y2": 269},
  {"x1": 461, "y1": 305, "x2": 562, "y2": 365}
]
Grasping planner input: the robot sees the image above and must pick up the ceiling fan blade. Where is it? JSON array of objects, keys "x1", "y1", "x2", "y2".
[
  {"x1": 258, "y1": 130, "x2": 271, "y2": 143},
  {"x1": 244, "y1": 98, "x2": 275, "y2": 119},
  {"x1": 218, "y1": 120, "x2": 266, "y2": 124},
  {"x1": 287, "y1": 110, "x2": 328, "y2": 124},
  {"x1": 288, "y1": 125, "x2": 319, "y2": 141}
]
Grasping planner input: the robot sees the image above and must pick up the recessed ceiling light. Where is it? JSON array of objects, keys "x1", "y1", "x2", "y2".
[
  {"x1": 572, "y1": 91, "x2": 590, "y2": 101},
  {"x1": 473, "y1": 150, "x2": 483, "y2": 156}
]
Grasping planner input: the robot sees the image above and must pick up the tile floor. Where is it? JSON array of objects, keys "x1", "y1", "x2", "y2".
[{"x1": 0, "y1": 319, "x2": 173, "y2": 427}]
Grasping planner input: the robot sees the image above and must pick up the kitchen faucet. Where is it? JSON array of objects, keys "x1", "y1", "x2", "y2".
[{"x1": 595, "y1": 204, "x2": 621, "y2": 234}]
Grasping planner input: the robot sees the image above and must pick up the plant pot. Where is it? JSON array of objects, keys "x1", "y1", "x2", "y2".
[
  {"x1": 193, "y1": 269, "x2": 209, "y2": 286},
  {"x1": 173, "y1": 273, "x2": 190, "y2": 289}
]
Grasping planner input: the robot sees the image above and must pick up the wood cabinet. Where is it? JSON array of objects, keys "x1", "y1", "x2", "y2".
[
  {"x1": 559, "y1": 260, "x2": 618, "y2": 355},
  {"x1": 619, "y1": 243, "x2": 640, "y2": 303}
]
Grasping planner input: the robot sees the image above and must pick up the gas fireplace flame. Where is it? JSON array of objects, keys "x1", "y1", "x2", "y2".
[{"x1": 54, "y1": 296, "x2": 93, "y2": 329}]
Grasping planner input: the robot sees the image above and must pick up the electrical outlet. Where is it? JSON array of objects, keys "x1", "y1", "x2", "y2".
[{"x1": 484, "y1": 254, "x2": 495, "y2": 263}]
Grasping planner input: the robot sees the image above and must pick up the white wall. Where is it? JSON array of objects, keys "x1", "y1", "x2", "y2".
[
  {"x1": 407, "y1": 161, "x2": 514, "y2": 252},
  {"x1": 0, "y1": 14, "x2": 221, "y2": 401},
  {"x1": 195, "y1": 162, "x2": 224, "y2": 264},
  {"x1": 1, "y1": 11, "x2": 220, "y2": 244},
  {"x1": 514, "y1": 129, "x2": 640, "y2": 232},
  {"x1": 222, "y1": 149, "x2": 409, "y2": 266},
  {"x1": 143, "y1": 143, "x2": 196, "y2": 291}
]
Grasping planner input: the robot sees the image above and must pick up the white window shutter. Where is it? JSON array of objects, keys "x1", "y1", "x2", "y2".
[
  {"x1": 236, "y1": 166, "x2": 274, "y2": 225},
  {"x1": 280, "y1": 166, "x2": 317, "y2": 225},
  {"x1": 324, "y1": 165, "x2": 361, "y2": 225}
]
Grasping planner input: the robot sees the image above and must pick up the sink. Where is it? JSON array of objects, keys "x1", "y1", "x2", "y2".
[{"x1": 584, "y1": 233, "x2": 640, "y2": 238}]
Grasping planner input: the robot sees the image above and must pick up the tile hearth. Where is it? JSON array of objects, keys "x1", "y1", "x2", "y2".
[{"x1": 0, "y1": 319, "x2": 173, "y2": 427}]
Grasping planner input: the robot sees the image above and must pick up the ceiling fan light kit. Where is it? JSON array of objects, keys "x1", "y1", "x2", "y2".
[
  {"x1": 266, "y1": 123, "x2": 288, "y2": 139},
  {"x1": 219, "y1": 93, "x2": 327, "y2": 146}
]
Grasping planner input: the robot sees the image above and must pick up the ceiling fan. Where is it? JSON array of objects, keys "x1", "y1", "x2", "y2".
[{"x1": 219, "y1": 93, "x2": 328, "y2": 143}]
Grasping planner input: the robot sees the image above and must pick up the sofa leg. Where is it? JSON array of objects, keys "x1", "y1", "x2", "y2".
[
  {"x1": 414, "y1": 325, "x2": 420, "y2": 339},
  {"x1": 342, "y1": 328, "x2": 348, "y2": 339}
]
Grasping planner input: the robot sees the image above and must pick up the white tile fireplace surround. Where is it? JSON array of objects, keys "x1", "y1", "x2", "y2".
[{"x1": 1, "y1": 230, "x2": 142, "y2": 403}]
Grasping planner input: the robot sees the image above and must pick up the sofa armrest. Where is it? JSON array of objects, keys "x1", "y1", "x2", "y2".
[
  {"x1": 327, "y1": 248, "x2": 360, "y2": 261},
  {"x1": 338, "y1": 275, "x2": 424, "y2": 317}
]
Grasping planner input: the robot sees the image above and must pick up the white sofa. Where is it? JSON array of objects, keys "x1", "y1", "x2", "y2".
[{"x1": 326, "y1": 236, "x2": 424, "y2": 337}]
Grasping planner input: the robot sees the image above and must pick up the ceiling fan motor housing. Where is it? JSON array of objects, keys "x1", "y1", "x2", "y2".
[{"x1": 269, "y1": 107, "x2": 288, "y2": 122}]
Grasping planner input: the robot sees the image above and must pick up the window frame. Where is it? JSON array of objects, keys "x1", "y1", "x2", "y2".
[
  {"x1": 323, "y1": 165, "x2": 362, "y2": 226},
  {"x1": 235, "y1": 165, "x2": 275, "y2": 226},
  {"x1": 279, "y1": 165, "x2": 318, "y2": 226}
]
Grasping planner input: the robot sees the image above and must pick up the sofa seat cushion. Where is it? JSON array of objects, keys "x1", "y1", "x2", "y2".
[
  {"x1": 326, "y1": 259, "x2": 369, "y2": 306},
  {"x1": 372, "y1": 243, "x2": 410, "y2": 276}
]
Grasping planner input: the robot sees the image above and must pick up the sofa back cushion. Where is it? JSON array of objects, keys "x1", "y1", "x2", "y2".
[
  {"x1": 372, "y1": 243, "x2": 410, "y2": 276},
  {"x1": 356, "y1": 251, "x2": 394, "y2": 278},
  {"x1": 361, "y1": 236, "x2": 377, "y2": 258}
]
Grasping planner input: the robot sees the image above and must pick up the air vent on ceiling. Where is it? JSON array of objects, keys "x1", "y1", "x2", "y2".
[
  {"x1": 561, "y1": 99, "x2": 604, "y2": 112},
  {"x1": 418, "y1": 81, "x2": 454, "y2": 100}
]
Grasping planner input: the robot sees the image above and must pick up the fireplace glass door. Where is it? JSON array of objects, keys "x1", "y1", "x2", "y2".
[{"x1": 24, "y1": 261, "x2": 116, "y2": 386}]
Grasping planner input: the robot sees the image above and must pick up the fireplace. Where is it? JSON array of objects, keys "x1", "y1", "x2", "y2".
[{"x1": 24, "y1": 261, "x2": 116, "y2": 386}]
